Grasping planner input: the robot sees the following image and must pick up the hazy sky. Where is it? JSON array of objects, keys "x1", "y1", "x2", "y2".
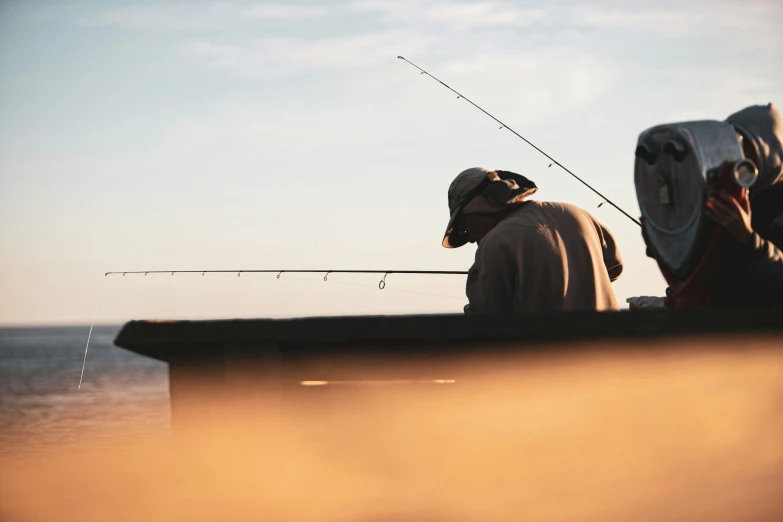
[{"x1": 1, "y1": 0, "x2": 781, "y2": 325}]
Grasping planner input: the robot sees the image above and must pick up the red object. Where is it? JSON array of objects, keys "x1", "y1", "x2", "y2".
[{"x1": 644, "y1": 162, "x2": 748, "y2": 308}]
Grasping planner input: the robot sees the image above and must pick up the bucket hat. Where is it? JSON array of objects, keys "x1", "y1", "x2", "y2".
[{"x1": 442, "y1": 168, "x2": 537, "y2": 248}]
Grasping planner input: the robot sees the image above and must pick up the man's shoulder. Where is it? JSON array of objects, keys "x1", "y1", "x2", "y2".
[
  {"x1": 539, "y1": 200, "x2": 590, "y2": 215},
  {"x1": 504, "y1": 201, "x2": 592, "y2": 223},
  {"x1": 480, "y1": 205, "x2": 548, "y2": 246},
  {"x1": 498, "y1": 201, "x2": 609, "y2": 238},
  {"x1": 534, "y1": 200, "x2": 603, "y2": 226}
]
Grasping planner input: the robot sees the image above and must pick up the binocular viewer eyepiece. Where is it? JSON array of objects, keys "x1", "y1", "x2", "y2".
[{"x1": 706, "y1": 157, "x2": 758, "y2": 191}]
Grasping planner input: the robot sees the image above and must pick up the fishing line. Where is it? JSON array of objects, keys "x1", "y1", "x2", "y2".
[
  {"x1": 387, "y1": 286, "x2": 466, "y2": 301},
  {"x1": 397, "y1": 56, "x2": 641, "y2": 227},
  {"x1": 275, "y1": 273, "x2": 465, "y2": 300},
  {"x1": 319, "y1": 275, "x2": 466, "y2": 300},
  {"x1": 78, "y1": 275, "x2": 104, "y2": 395}
]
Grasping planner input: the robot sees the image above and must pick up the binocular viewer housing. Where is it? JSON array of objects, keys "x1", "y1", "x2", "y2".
[{"x1": 635, "y1": 121, "x2": 758, "y2": 306}]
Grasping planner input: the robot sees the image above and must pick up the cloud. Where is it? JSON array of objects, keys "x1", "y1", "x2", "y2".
[
  {"x1": 72, "y1": 5, "x2": 207, "y2": 31},
  {"x1": 217, "y1": 3, "x2": 329, "y2": 19},
  {"x1": 63, "y1": 2, "x2": 330, "y2": 31},
  {"x1": 162, "y1": 44, "x2": 618, "y2": 170},
  {"x1": 349, "y1": 0, "x2": 546, "y2": 29},
  {"x1": 435, "y1": 47, "x2": 617, "y2": 123},
  {"x1": 81, "y1": 0, "x2": 547, "y2": 32},
  {"x1": 575, "y1": 8, "x2": 692, "y2": 31},
  {"x1": 186, "y1": 31, "x2": 439, "y2": 77},
  {"x1": 56, "y1": 0, "x2": 783, "y2": 46},
  {"x1": 665, "y1": 67, "x2": 781, "y2": 111},
  {"x1": 570, "y1": 2, "x2": 782, "y2": 49}
]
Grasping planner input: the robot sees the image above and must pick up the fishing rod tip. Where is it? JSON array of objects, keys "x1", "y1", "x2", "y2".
[{"x1": 397, "y1": 55, "x2": 404, "y2": 59}]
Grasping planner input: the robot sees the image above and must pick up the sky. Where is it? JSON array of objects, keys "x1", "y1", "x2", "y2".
[{"x1": 1, "y1": 0, "x2": 781, "y2": 325}]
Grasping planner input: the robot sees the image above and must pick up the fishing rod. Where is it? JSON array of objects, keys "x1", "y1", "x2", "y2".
[
  {"x1": 397, "y1": 56, "x2": 641, "y2": 227},
  {"x1": 104, "y1": 269, "x2": 468, "y2": 290},
  {"x1": 78, "y1": 268, "x2": 467, "y2": 392}
]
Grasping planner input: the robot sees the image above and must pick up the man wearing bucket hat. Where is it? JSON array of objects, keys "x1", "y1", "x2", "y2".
[{"x1": 443, "y1": 168, "x2": 623, "y2": 313}]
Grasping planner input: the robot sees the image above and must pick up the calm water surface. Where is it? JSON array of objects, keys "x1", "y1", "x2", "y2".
[{"x1": 0, "y1": 326, "x2": 170, "y2": 455}]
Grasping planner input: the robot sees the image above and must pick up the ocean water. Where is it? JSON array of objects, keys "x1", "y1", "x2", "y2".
[{"x1": 0, "y1": 325, "x2": 170, "y2": 455}]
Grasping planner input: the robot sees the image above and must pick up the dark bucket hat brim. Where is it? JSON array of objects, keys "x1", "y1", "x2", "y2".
[{"x1": 442, "y1": 205, "x2": 470, "y2": 248}]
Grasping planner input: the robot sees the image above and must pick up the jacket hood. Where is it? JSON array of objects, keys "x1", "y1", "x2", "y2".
[{"x1": 726, "y1": 103, "x2": 783, "y2": 198}]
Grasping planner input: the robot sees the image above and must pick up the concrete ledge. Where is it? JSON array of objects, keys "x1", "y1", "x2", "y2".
[{"x1": 115, "y1": 308, "x2": 783, "y2": 363}]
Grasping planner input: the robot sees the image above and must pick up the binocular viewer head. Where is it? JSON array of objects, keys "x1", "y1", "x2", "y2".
[{"x1": 634, "y1": 121, "x2": 757, "y2": 280}]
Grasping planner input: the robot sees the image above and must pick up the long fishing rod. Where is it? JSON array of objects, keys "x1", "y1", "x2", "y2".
[
  {"x1": 77, "y1": 268, "x2": 467, "y2": 392},
  {"x1": 397, "y1": 56, "x2": 641, "y2": 227},
  {"x1": 104, "y1": 269, "x2": 468, "y2": 290}
]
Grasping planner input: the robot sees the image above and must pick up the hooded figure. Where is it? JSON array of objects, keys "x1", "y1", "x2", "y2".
[
  {"x1": 706, "y1": 103, "x2": 783, "y2": 306},
  {"x1": 727, "y1": 104, "x2": 783, "y2": 200},
  {"x1": 444, "y1": 168, "x2": 623, "y2": 313},
  {"x1": 727, "y1": 103, "x2": 783, "y2": 247}
]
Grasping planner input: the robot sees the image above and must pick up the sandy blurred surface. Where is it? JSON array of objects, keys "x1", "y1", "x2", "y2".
[{"x1": 1, "y1": 332, "x2": 782, "y2": 521}]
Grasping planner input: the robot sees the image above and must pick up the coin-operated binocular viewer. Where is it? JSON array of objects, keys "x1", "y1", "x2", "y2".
[{"x1": 635, "y1": 121, "x2": 758, "y2": 307}]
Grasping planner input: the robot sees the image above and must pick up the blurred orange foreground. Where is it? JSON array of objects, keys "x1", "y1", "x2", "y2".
[{"x1": 2, "y1": 329, "x2": 783, "y2": 522}]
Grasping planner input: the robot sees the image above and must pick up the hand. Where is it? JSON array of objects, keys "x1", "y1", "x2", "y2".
[
  {"x1": 705, "y1": 194, "x2": 754, "y2": 245},
  {"x1": 626, "y1": 296, "x2": 666, "y2": 309}
]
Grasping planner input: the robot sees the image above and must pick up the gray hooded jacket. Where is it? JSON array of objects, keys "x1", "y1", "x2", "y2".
[{"x1": 718, "y1": 103, "x2": 783, "y2": 306}]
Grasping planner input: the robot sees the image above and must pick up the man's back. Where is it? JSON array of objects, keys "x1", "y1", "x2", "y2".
[{"x1": 465, "y1": 201, "x2": 623, "y2": 313}]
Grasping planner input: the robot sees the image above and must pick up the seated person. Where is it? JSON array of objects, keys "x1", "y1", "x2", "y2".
[{"x1": 442, "y1": 168, "x2": 623, "y2": 313}]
